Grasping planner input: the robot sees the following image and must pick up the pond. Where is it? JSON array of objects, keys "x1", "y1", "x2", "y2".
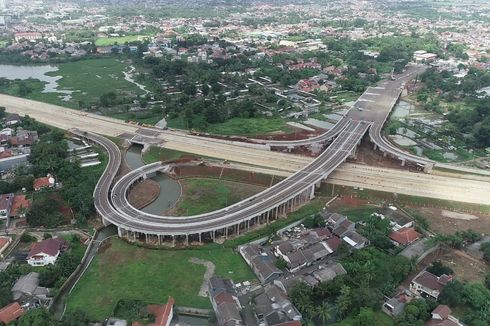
[
  {"x1": 0, "y1": 64, "x2": 72, "y2": 94},
  {"x1": 391, "y1": 100, "x2": 415, "y2": 119}
]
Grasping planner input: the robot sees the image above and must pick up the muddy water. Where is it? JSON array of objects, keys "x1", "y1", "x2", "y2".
[{"x1": 125, "y1": 146, "x2": 181, "y2": 215}]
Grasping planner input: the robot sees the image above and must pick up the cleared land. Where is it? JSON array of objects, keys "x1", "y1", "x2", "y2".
[
  {"x1": 65, "y1": 238, "x2": 255, "y2": 319},
  {"x1": 204, "y1": 117, "x2": 288, "y2": 136},
  {"x1": 169, "y1": 178, "x2": 265, "y2": 216},
  {"x1": 95, "y1": 35, "x2": 148, "y2": 46}
]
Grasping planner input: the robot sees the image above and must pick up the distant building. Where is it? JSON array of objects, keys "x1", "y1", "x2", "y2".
[
  {"x1": 240, "y1": 245, "x2": 283, "y2": 284},
  {"x1": 14, "y1": 32, "x2": 43, "y2": 42},
  {"x1": 410, "y1": 271, "x2": 452, "y2": 300},
  {"x1": 27, "y1": 238, "x2": 68, "y2": 266},
  {"x1": 11, "y1": 194, "x2": 31, "y2": 218},
  {"x1": 413, "y1": 50, "x2": 438, "y2": 63},
  {"x1": 252, "y1": 284, "x2": 302, "y2": 326}
]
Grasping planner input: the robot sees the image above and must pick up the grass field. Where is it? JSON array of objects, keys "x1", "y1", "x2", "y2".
[
  {"x1": 95, "y1": 35, "x2": 148, "y2": 46},
  {"x1": 173, "y1": 178, "x2": 264, "y2": 216},
  {"x1": 44, "y1": 58, "x2": 144, "y2": 106},
  {"x1": 66, "y1": 238, "x2": 255, "y2": 319},
  {"x1": 205, "y1": 117, "x2": 287, "y2": 136},
  {"x1": 142, "y1": 147, "x2": 196, "y2": 163}
]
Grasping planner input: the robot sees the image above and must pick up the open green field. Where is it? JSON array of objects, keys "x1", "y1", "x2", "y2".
[
  {"x1": 205, "y1": 117, "x2": 288, "y2": 136},
  {"x1": 174, "y1": 178, "x2": 264, "y2": 216},
  {"x1": 95, "y1": 35, "x2": 148, "y2": 46},
  {"x1": 143, "y1": 147, "x2": 197, "y2": 163},
  {"x1": 66, "y1": 238, "x2": 255, "y2": 319},
  {"x1": 45, "y1": 58, "x2": 144, "y2": 106}
]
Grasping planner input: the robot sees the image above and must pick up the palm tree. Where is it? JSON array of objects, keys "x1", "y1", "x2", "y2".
[{"x1": 314, "y1": 301, "x2": 334, "y2": 325}]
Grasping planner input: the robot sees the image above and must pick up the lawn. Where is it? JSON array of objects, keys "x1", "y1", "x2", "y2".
[
  {"x1": 205, "y1": 117, "x2": 287, "y2": 136},
  {"x1": 142, "y1": 146, "x2": 196, "y2": 163},
  {"x1": 173, "y1": 178, "x2": 264, "y2": 216},
  {"x1": 66, "y1": 238, "x2": 255, "y2": 319},
  {"x1": 95, "y1": 35, "x2": 148, "y2": 46},
  {"x1": 45, "y1": 58, "x2": 144, "y2": 106},
  {"x1": 333, "y1": 311, "x2": 393, "y2": 326}
]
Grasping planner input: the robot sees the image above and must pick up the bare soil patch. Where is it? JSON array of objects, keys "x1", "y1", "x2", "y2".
[
  {"x1": 127, "y1": 179, "x2": 160, "y2": 209},
  {"x1": 416, "y1": 247, "x2": 490, "y2": 284},
  {"x1": 414, "y1": 207, "x2": 490, "y2": 235}
]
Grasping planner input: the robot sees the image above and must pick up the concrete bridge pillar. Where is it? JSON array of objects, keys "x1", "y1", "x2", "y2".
[
  {"x1": 158, "y1": 235, "x2": 162, "y2": 245},
  {"x1": 117, "y1": 227, "x2": 123, "y2": 237},
  {"x1": 401, "y1": 159, "x2": 406, "y2": 167},
  {"x1": 423, "y1": 163, "x2": 434, "y2": 174},
  {"x1": 373, "y1": 143, "x2": 378, "y2": 150},
  {"x1": 212, "y1": 230, "x2": 215, "y2": 242},
  {"x1": 237, "y1": 223, "x2": 240, "y2": 236},
  {"x1": 225, "y1": 227, "x2": 228, "y2": 239},
  {"x1": 198, "y1": 233, "x2": 201, "y2": 243},
  {"x1": 383, "y1": 151, "x2": 387, "y2": 157},
  {"x1": 101, "y1": 216, "x2": 110, "y2": 227},
  {"x1": 247, "y1": 219, "x2": 250, "y2": 231},
  {"x1": 185, "y1": 234, "x2": 189, "y2": 246},
  {"x1": 172, "y1": 236, "x2": 175, "y2": 247},
  {"x1": 310, "y1": 185, "x2": 315, "y2": 199}
]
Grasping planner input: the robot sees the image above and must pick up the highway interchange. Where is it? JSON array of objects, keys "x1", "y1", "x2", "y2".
[{"x1": 2, "y1": 64, "x2": 490, "y2": 242}]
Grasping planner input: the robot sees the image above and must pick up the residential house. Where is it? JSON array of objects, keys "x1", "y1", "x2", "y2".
[
  {"x1": 4, "y1": 114, "x2": 21, "y2": 126},
  {"x1": 208, "y1": 276, "x2": 244, "y2": 326},
  {"x1": 27, "y1": 238, "x2": 68, "y2": 266},
  {"x1": 0, "y1": 302, "x2": 24, "y2": 324},
  {"x1": 9, "y1": 129, "x2": 38, "y2": 147},
  {"x1": 0, "y1": 236, "x2": 11, "y2": 258},
  {"x1": 410, "y1": 271, "x2": 452, "y2": 300},
  {"x1": 253, "y1": 284, "x2": 301, "y2": 326},
  {"x1": 390, "y1": 227, "x2": 421, "y2": 246},
  {"x1": 11, "y1": 272, "x2": 50, "y2": 304},
  {"x1": 382, "y1": 291, "x2": 411, "y2": 317},
  {"x1": 33, "y1": 176, "x2": 55, "y2": 191},
  {"x1": 11, "y1": 194, "x2": 31, "y2": 218},
  {"x1": 240, "y1": 245, "x2": 283, "y2": 284},
  {"x1": 145, "y1": 296, "x2": 175, "y2": 326},
  {"x1": 427, "y1": 305, "x2": 464, "y2": 326},
  {"x1": 342, "y1": 230, "x2": 369, "y2": 249},
  {"x1": 0, "y1": 193, "x2": 14, "y2": 220}
]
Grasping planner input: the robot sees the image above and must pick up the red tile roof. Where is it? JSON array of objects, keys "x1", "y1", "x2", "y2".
[
  {"x1": 326, "y1": 236, "x2": 342, "y2": 252},
  {"x1": 0, "y1": 237, "x2": 11, "y2": 251},
  {"x1": 33, "y1": 176, "x2": 54, "y2": 190},
  {"x1": 432, "y1": 305, "x2": 451, "y2": 319},
  {"x1": 27, "y1": 238, "x2": 65, "y2": 259},
  {"x1": 389, "y1": 227, "x2": 421, "y2": 245},
  {"x1": 0, "y1": 302, "x2": 24, "y2": 324},
  {"x1": 11, "y1": 195, "x2": 31, "y2": 217},
  {"x1": 148, "y1": 296, "x2": 174, "y2": 326},
  {"x1": 215, "y1": 292, "x2": 236, "y2": 306}
]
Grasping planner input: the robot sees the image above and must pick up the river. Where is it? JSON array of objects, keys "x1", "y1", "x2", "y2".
[{"x1": 125, "y1": 146, "x2": 181, "y2": 215}]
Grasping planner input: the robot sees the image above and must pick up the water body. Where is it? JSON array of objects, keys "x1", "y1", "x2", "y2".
[
  {"x1": 0, "y1": 64, "x2": 72, "y2": 94},
  {"x1": 141, "y1": 173, "x2": 181, "y2": 215},
  {"x1": 125, "y1": 145, "x2": 145, "y2": 170},
  {"x1": 125, "y1": 146, "x2": 181, "y2": 215},
  {"x1": 391, "y1": 100, "x2": 414, "y2": 119},
  {"x1": 123, "y1": 65, "x2": 149, "y2": 95}
]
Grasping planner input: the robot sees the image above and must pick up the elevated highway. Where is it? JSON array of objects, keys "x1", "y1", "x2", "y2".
[{"x1": 75, "y1": 120, "x2": 370, "y2": 243}]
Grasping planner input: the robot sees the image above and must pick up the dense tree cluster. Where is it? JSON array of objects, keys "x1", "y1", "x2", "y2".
[{"x1": 290, "y1": 247, "x2": 413, "y2": 325}]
